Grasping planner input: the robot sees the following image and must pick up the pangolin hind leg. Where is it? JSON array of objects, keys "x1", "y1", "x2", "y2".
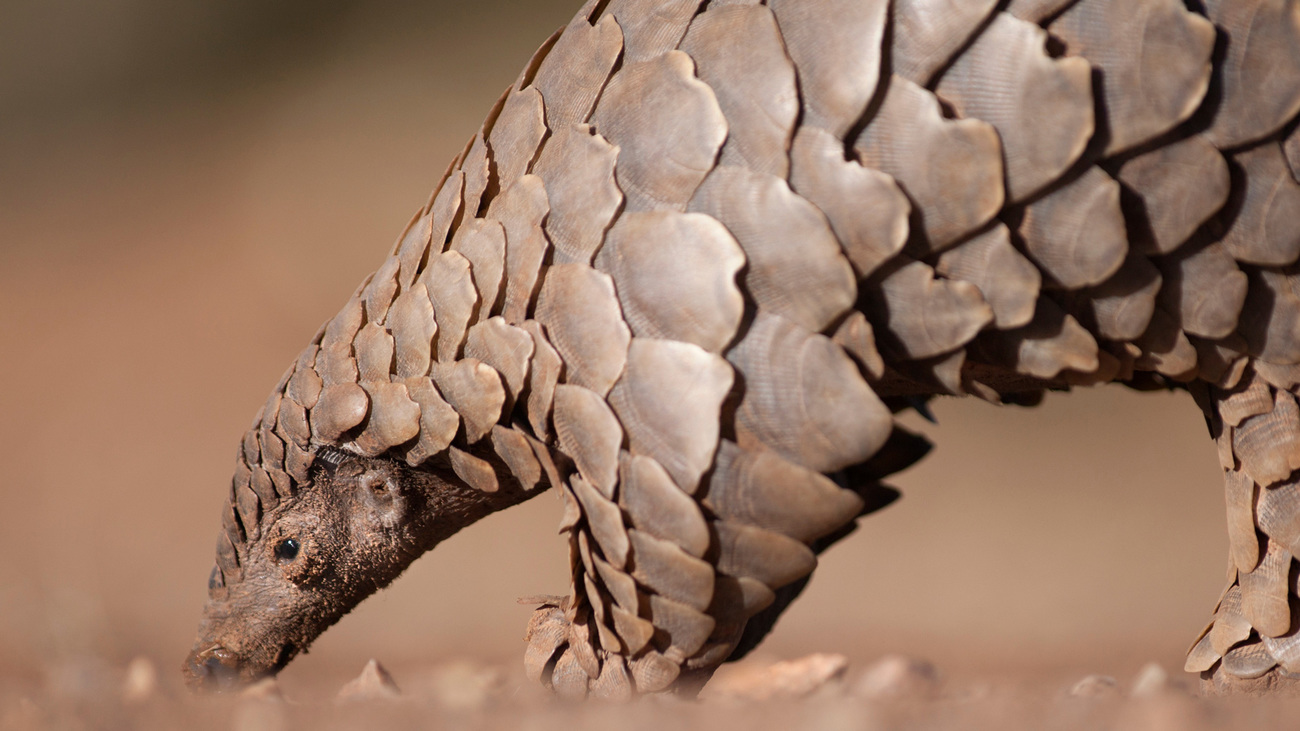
[{"x1": 1189, "y1": 361, "x2": 1300, "y2": 694}]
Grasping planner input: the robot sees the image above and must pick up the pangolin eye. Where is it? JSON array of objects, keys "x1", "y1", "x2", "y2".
[{"x1": 274, "y1": 538, "x2": 300, "y2": 562}]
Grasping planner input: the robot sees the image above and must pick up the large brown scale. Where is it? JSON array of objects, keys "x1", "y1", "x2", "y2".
[{"x1": 185, "y1": 0, "x2": 1300, "y2": 699}]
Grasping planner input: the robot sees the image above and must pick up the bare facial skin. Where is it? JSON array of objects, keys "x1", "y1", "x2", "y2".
[{"x1": 184, "y1": 451, "x2": 544, "y2": 690}]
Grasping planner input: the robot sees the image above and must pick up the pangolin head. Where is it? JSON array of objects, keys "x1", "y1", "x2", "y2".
[{"x1": 183, "y1": 445, "x2": 435, "y2": 690}]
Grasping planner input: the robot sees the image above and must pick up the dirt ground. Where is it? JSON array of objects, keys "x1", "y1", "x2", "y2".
[{"x1": 1, "y1": 1, "x2": 1290, "y2": 728}]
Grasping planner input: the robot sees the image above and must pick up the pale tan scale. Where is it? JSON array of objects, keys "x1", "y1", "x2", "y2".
[
  {"x1": 1222, "y1": 642, "x2": 1278, "y2": 679},
  {"x1": 1017, "y1": 167, "x2": 1129, "y2": 289},
  {"x1": 976, "y1": 298, "x2": 1099, "y2": 380},
  {"x1": 728, "y1": 312, "x2": 892, "y2": 473},
  {"x1": 1287, "y1": 125, "x2": 1300, "y2": 181},
  {"x1": 363, "y1": 256, "x2": 401, "y2": 326},
  {"x1": 1185, "y1": 629, "x2": 1219, "y2": 674},
  {"x1": 1258, "y1": 477, "x2": 1300, "y2": 561},
  {"x1": 583, "y1": 572, "x2": 619, "y2": 652},
  {"x1": 351, "y1": 382, "x2": 422, "y2": 457},
  {"x1": 550, "y1": 648, "x2": 590, "y2": 699},
  {"x1": 315, "y1": 344, "x2": 359, "y2": 389},
  {"x1": 855, "y1": 76, "x2": 1004, "y2": 255},
  {"x1": 284, "y1": 440, "x2": 312, "y2": 485},
  {"x1": 234, "y1": 469, "x2": 260, "y2": 542},
  {"x1": 553, "y1": 384, "x2": 624, "y2": 498},
  {"x1": 533, "y1": 124, "x2": 622, "y2": 266},
  {"x1": 460, "y1": 134, "x2": 492, "y2": 220},
  {"x1": 831, "y1": 312, "x2": 885, "y2": 381},
  {"x1": 890, "y1": 0, "x2": 999, "y2": 87},
  {"x1": 485, "y1": 175, "x2": 551, "y2": 324},
  {"x1": 319, "y1": 296, "x2": 364, "y2": 366},
  {"x1": 594, "y1": 211, "x2": 745, "y2": 354},
  {"x1": 628, "y1": 650, "x2": 681, "y2": 694},
  {"x1": 286, "y1": 348, "x2": 323, "y2": 411},
  {"x1": 1241, "y1": 539, "x2": 1294, "y2": 638},
  {"x1": 464, "y1": 317, "x2": 535, "y2": 411},
  {"x1": 1262, "y1": 629, "x2": 1300, "y2": 673},
  {"x1": 1239, "y1": 268, "x2": 1300, "y2": 366},
  {"x1": 590, "y1": 51, "x2": 728, "y2": 212},
  {"x1": 710, "y1": 575, "x2": 776, "y2": 626},
  {"x1": 592, "y1": 552, "x2": 640, "y2": 613},
  {"x1": 401, "y1": 376, "x2": 459, "y2": 466},
  {"x1": 788, "y1": 125, "x2": 910, "y2": 280},
  {"x1": 646, "y1": 595, "x2": 716, "y2": 661},
  {"x1": 1049, "y1": 0, "x2": 1214, "y2": 157},
  {"x1": 603, "y1": 0, "x2": 698, "y2": 63},
  {"x1": 1195, "y1": 336, "x2": 1251, "y2": 391},
  {"x1": 1003, "y1": 0, "x2": 1078, "y2": 23},
  {"x1": 1220, "y1": 376, "x2": 1277, "y2": 428},
  {"x1": 447, "y1": 446, "x2": 498, "y2": 494},
  {"x1": 248, "y1": 473, "x2": 277, "y2": 528},
  {"x1": 353, "y1": 323, "x2": 394, "y2": 384},
  {"x1": 1133, "y1": 308, "x2": 1199, "y2": 381},
  {"x1": 588, "y1": 654, "x2": 634, "y2": 702},
  {"x1": 523, "y1": 605, "x2": 569, "y2": 683},
  {"x1": 573, "y1": 492, "x2": 630, "y2": 589},
  {"x1": 714, "y1": 521, "x2": 817, "y2": 591},
  {"x1": 1065, "y1": 255, "x2": 1161, "y2": 342},
  {"x1": 422, "y1": 250, "x2": 479, "y2": 364},
  {"x1": 1220, "y1": 143, "x2": 1300, "y2": 267},
  {"x1": 935, "y1": 224, "x2": 1041, "y2": 330},
  {"x1": 626, "y1": 528, "x2": 714, "y2": 612},
  {"x1": 1234, "y1": 390, "x2": 1300, "y2": 487},
  {"x1": 532, "y1": 14, "x2": 623, "y2": 129},
  {"x1": 450, "y1": 218, "x2": 508, "y2": 318},
  {"x1": 557, "y1": 477, "x2": 582, "y2": 533},
  {"x1": 1210, "y1": 585, "x2": 1253, "y2": 655},
  {"x1": 566, "y1": 606, "x2": 602, "y2": 679},
  {"x1": 617, "y1": 453, "x2": 710, "y2": 558},
  {"x1": 257, "y1": 427, "x2": 286, "y2": 478},
  {"x1": 606, "y1": 339, "x2": 733, "y2": 494},
  {"x1": 935, "y1": 12, "x2": 1094, "y2": 203},
  {"x1": 705, "y1": 441, "x2": 864, "y2": 544},
  {"x1": 679, "y1": 4, "x2": 797, "y2": 179},
  {"x1": 921, "y1": 349, "x2": 970, "y2": 397},
  {"x1": 1225, "y1": 469, "x2": 1262, "y2": 573},
  {"x1": 1201, "y1": 0, "x2": 1300, "y2": 149},
  {"x1": 1254, "y1": 360, "x2": 1300, "y2": 391},
  {"x1": 429, "y1": 359, "x2": 506, "y2": 444},
  {"x1": 387, "y1": 283, "x2": 438, "y2": 379},
  {"x1": 488, "y1": 88, "x2": 548, "y2": 191},
  {"x1": 869, "y1": 259, "x2": 993, "y2": 360},
  {"x1": 1218, "y1": 424, "x2": 1237, "y2": 472},
  {"x1": 392, "y1": 210, "x2": 433, "y2": 293},
  {"x1": 309, "y1": 384, "x2": 369, "y2": 444},
  {"x1": 521, "y1": 320, "x2": 562, "y2": 441},
  {"x1": 535, "y1": 263, "x2": 631, "y2": 397},
  {"x1": 767, "y1": 0, "x2": 888, "y2": 139},
  {"x1": 428, "y1": 171, "x2": 465, "y2": 252},
  {"x1": 1114, "y1": 136, "x2": 1230, "y2": 256},
  {"x1": 610, "y1": 604, "x2": 655, "y2": 656},
  {"x1": 689, "y1": 165, "x2": 857, "y2": 333},
  {"x1": 490, "y1": 426, "x2": 542, "y2": 492}
]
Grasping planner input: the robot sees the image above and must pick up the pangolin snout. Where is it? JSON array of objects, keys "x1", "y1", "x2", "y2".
[{"x1": 182, "y1": 645, "x2": 244, "y2": 691}]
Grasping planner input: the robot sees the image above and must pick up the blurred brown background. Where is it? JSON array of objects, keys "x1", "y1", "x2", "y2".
[{"x1": 0, "y1": 0, "x2": 1227, "y2": 698}]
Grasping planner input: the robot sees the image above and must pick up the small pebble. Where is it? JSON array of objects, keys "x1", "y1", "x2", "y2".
[
  {"x1": 337, "y1": 659, "x2": 401, "y2": 702},
  {"x1": 854, "y1": 655, "x2": 939, "y2": 700},
  {"x1": 708, "y1": 653, "x2": 849, "y2": 701},
  {"x1": 1131, "y1": 662, "x2": 1184, "y2": 698},
  {"x1": 121, "y1": 656, "x2": 158, "y2": 703},
  {"x1": 1069, "y1": 674, "x2": 1119, "y2": 698},
  {"x1": 424, "y1": 661, "x2": 503, "y2": 711}
]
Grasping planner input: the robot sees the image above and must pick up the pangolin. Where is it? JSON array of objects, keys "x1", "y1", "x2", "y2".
[{"x1": 184, "y1": 0, "x2": 1300, "y2": 698}]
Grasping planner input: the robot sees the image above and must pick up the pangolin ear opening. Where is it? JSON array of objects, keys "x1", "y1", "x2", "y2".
[{"x1": 356, "y1": 470, "x2": 406, "y2": 524}]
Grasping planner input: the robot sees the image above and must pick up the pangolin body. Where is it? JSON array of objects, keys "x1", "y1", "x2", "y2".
[{"x1": 187, "y1": 0, "x2": 1300, "y2": 698}]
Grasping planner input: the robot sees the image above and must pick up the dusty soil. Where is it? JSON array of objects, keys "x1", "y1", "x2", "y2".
[{"x1": 0, "y1": 1, "x2": 1279, "y2": 727}]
